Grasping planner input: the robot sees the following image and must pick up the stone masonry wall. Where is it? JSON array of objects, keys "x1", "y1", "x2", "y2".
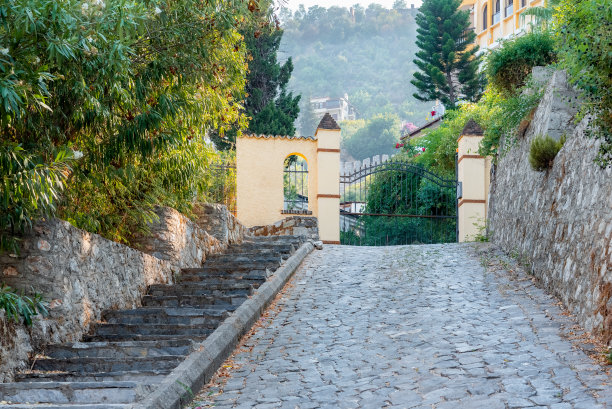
[
  {"x1": 0, "y1": 203, "x2": 246, "y2": 381},
  {"x1": 0, "y1": 219, "x2": 174, "y2": 381},
  {"x1": 250, "y1": 216, "x2": 319, "y2": 240},
  {"x1": 192, "y1": 203, "x2": 246, "y2": 246},
  {"x1": 488, "y1": 70, "x2": 612, "y2": 343},
  {"x1": 131, "y1": 206, "x2": 221, "y2": 269}
]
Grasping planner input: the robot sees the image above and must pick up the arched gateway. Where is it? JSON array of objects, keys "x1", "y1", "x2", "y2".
[{"x1": 236, "y1": 113, "x2": 341, "y2": 243}]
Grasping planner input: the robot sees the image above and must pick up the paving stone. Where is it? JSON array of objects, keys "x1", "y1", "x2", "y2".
[{"x1": 190, "y1": 244, "x2": 611, "y2": 409}]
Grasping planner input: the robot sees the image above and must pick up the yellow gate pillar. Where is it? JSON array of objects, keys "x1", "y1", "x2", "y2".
[
  {"x1": 315, "y1": 114, "x2": 341, "y2": 244},
  {"x1": 457, "y1": 119, "x2": 491, "y2": 242},
  {"x1": 235, "y1": 113, "x2": 340, "y2": 244}
]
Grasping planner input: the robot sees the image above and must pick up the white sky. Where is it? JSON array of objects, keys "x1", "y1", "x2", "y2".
[{"x1": 277, "y1": 0, "x2": 422, "y2": 11}]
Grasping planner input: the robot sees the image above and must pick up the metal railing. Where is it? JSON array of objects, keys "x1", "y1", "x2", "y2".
[
  {"x1": 283, "y1": 158, "x2": 311, "y2": 214},
  {"x1": 207, "y1": 161, "x2": 237, "y2": 216}
]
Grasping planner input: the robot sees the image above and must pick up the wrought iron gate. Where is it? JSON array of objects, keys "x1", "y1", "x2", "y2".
[{"x1": 340, "y1": 158, "x2": 458, "y2": 246}]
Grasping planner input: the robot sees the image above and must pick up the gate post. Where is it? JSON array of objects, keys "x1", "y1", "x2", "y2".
[
  {"x1": 457, "y1": 119, "x2": 491, "y2": 242},
  {"x1": 315, "y1": 114, "x2": 341, "y2": 244}
]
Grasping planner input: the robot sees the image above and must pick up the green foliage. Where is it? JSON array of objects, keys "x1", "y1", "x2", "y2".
[
  {"x1": 553, "y1": 0, "x2": 612, "y2": 167},
  {"x1": 469, "y1": 218, "x2": 489, "y2": 242},
  {"x1": 0, "y1": 143, "x2": 74, "y2": 253},
  {"x1": 60, "y1": 140, "x2": 227, "y2": 244},
  {"x1": 280, "y1": 5, "x2": 432, "y2": 123},
  {"x1": 520, "y1": 0, "x2": 561, "y2": 30},
  {"x1": 243, "y1": 3, "x2": 300, "y2": 135},
  {"x1": 343, "y1": 114, "x2": 400, "y2": 160},
  {"x1": 606, "y1": 348, "x2": 612, "y2": 365},
  {"x1": 529, "y1": 134, "x2": 565, "y2": 171},
  {"x1": 0, "y1": 283, "x2": 48, "y2": 326},
  {"x1": 407, "y1": 102, "x2": 494, "y2": 176},
  {"x1": 411, "y1": 0, "x2": 483, "y2": 108},
  {"x1": 211, "y1": 2, "x2": 300, "y2": 148},
  {"x1": 0, "y1": 0, "x2": 255, "y2": 246},
  {"x1": 478, "y1": 82, "x2": 544, "y2": 158},
  {"x1": 486, "y1": 32, "x2": 557, "y2": 93}
]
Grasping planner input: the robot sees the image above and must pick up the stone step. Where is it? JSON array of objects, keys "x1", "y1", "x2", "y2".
[
  {"x1": 197, "y1": 260, "x2": 282, "y2": 271},
  {"x1": 102, "y1": 307, "x2": 229, "y2": 326},
  {"x1": 170, "y1": 277, "x2": 261, "y2": 287},
  {"x1": 0, "y1": 381, "x2": 151, "y2": 405},
  {"x1": 207, "y1": 249, "x2": 293, "y2": 258},
  {"x1": 148, "y1": 283, "x2": 254, "y2": 296},
  {"x1": 204, "y1": 254, "x2": 285, "y2": 264},
  {"x1": 141, "y1": 294, "x2": 246, "y2": 308},
  {"x1": 0, "y1": 404, "x2": 131, "y2": 409},
  {"x1": 45, "y1": 339, "x2": 196, "y2": 359},
  {"x1": 245, "y1": 235, "x2": 304, "y2": 242},
  {"x1": 31, "y1": 355, "x2": 183, "y2": 374},
  {"x1": 180, "y1": 268, "x2": 268, "y2": 280},
  {"x1": 16, "y1": 371, "x2": 168, "y2": 384},
  {"x1": 83, "y1": 331, "x2": 211, "y2": 343},
  {"x1": 177, "y1": 273, "x2": 267, "y2": 285},
  {"x1": 227, "y1": 244, "x2": 296, "y2": 254},
  {"x1": 91, "y1": 323, "x2": 217, "y2": 338}
]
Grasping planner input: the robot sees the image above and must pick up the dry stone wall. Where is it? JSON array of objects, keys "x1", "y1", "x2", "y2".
[
  {"x1": 0, "y1": 204, "x2": 246, "y2": 380},
  {"x1": 250, "y1": 216, "x2": 319, "y2": 240},
  {"x1": 0, "y1": 219, "x2": 174, "y2": 381},
  {"x1": 488, "y1": 70, "x2": 612, "y2": 343}
]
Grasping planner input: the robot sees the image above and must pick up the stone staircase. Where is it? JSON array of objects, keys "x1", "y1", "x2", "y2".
[{"x1": 0, "y1": 236, "x2": 305, "y2": 409}]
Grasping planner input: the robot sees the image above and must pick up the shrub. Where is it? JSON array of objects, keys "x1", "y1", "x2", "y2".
[
  {"x1": 529, "y1": 134, "x2": 565, "y2": 171},
  {"x1": 0, "y1": 284, "x2": 48, "y2": 326},
  {"x1": 479, "y1": 80, "x2": 544, "y2": 158},
  {"x1": 486, "y1": 32, "x2": 557, "y2": 93},
  {"x1": 553, "y1": 0, "x2": 612, "y2": 167}
]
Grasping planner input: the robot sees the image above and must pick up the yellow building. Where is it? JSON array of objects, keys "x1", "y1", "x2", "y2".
[{"x1": 460, "y1": 0, "x2": 544, "y2": 51}]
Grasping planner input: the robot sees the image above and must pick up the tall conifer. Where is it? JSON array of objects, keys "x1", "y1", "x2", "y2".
[{"x1": 411, "y1": 0, "x2": 482, "y2": 108}]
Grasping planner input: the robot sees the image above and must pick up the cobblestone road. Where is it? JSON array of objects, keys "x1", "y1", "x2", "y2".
[{"x1": 193, "y1": 244, "x2": 611, "y2": 409}]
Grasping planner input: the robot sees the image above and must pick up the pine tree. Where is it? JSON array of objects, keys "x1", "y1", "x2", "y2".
[
  {"x1": 411, "y1": 0, "x2": 482, "y2": 108},
  {"x1": 211, "y1": 2, "x2": 300, "y2": 149}
]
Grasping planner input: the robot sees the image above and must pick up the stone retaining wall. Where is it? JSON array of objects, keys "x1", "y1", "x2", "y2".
[
  {"x1": 0, "y1": 219, "x2": 174, "y2": 381},
  {"x1": 250, "y1": 216, "x2": 319, "y2": 240},
  {"x1": 488, "y1": 70, "x2": 612, "y2": 343}
]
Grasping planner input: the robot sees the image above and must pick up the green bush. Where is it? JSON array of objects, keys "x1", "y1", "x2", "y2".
[
  {"x1": 529, "y1": 134, "x2": 565, "y2": 171},
  {"x1": 0, "y1": 0, "x2": 254, "y2": 249},
  {"x1": 479, "y1": 81, "x2": 544, "y2": 158},
  {"x1": 486, "y1": 32, "x2": 557, "y2": 93},
  {"x1": 0, "y1": 284, "x2": 48, "y2": 326},
  {"x1": 553, "y1": 0, "x2": 612, "y2": 167}
]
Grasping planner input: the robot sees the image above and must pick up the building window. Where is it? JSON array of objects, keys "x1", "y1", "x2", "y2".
[
  {"x1": 482, "y1": 5, "x2": 488, "y2": 29},
  {"x1": 521, "y1": 0, "x2": 526, "y2": 7},
  {"x1": 493, "y1": 0, "x2": 500, "y2": 23},
  {"x1": 505, "y1": 0, "x2": 513, "y2": 17}
]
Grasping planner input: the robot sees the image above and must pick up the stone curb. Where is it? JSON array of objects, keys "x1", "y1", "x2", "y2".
[{"x1": 134, "y1": 241, "x2": 315, "y2": 409}]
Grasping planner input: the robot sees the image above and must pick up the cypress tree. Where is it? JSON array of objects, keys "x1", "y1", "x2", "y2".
[{"x1": 411, "y1": 0, "x2": 483, "y2": 108}]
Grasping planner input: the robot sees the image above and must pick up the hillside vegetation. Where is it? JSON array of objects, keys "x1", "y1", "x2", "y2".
[{"x1": 279, "y1": 4, "x2": 433, "y2": 133}]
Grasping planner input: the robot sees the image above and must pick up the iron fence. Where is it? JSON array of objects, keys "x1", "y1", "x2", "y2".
[
  {"x1": 340, "y1": 158, "x2": 458, "y2": 246},
  {"x1": 283, "y1": 157, "x2": 311, "y2": 214},
  {"x1": 206, "y1": 161, "x2": 237, "y2": 216}
]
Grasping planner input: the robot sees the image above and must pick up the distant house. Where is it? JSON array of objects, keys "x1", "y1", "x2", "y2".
[{"x1": 311, "y1": 95, "x2": 357, "y2": 122}]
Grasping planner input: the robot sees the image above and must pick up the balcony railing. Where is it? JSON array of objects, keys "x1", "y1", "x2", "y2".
[
  {"x1": 493, "y1": 12, "x2": 501, "y2": 24},
  {"x1": 505, "y1": 4, "x2": 514, "y2": 17}
]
